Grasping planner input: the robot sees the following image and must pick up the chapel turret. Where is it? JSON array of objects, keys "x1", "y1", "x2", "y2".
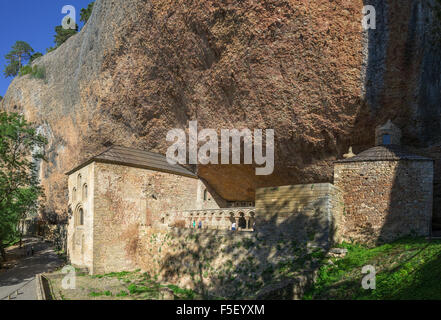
[{"x1": 375, "y1": 120, "x2": 402, "y2": 146}]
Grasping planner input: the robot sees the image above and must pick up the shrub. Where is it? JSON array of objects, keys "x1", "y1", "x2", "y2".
[
  {"x1": 18, "y1": 65, "x2": 32, "y2": 77},
  {"x1": 89, "y1": 290, "x2": 112, "y2": 297},
  {"x1": 31, "y1": 65, "x2": 45, "y2": 79},
  {"x1": 116, "y1": 290, "x2": 128, "y2": 297},
  {"x1": 18, "y1": 65, "x2": 46, "y2": 79}
]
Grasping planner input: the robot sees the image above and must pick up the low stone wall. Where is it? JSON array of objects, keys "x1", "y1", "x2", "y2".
[{"x1": 255, "y1": 183, "x2": 343, "y2": 247}]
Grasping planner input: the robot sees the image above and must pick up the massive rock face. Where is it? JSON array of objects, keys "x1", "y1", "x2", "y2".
[{"x1": 1, "y1": 0, "x2": 441, "y2": 218}]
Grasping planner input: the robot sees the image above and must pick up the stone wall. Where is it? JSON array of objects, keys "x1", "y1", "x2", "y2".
[
  {"x1": 91, "y1": 162, "x2": 222, "y2": 274},
  {"x1": 132, "y1": 181, "x2": 348, "y2": 298},
  {"x1": 67, "y1": 163, "x2": 95, "y2": 272},
  {"x1": 76, "y1": 173, "x2": 337, "y2": 298},
  {"x1": 132, "y1": 227, "x2": 319, "y2": 299},
  {"x1": 255, "y1": 183, "x2": 343, "y2": 247},
  {"x1": 334, "y1": 160, "x2": 433, "y2": 244}
]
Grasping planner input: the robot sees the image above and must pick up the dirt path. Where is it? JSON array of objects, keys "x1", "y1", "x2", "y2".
[{"x1": 0, "y1": 238, "x2": 64, "y2": 300}]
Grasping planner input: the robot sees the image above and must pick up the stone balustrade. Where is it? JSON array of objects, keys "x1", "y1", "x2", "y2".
[{"x1": 160, "y1": 207, "x2": 256, "y2": 231}]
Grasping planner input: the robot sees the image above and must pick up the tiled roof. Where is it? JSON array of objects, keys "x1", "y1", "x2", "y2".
[
  {"x1": 335, "y1": 145, "x2": 433, "y2": 163},
  {"x1": 66, "y1": 145, "x2": 197, "y2": 178}
]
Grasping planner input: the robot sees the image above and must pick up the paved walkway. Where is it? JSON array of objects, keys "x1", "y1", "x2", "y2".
[{"x1": 0, "y1": 238, "x2": 64, "y2": 300}]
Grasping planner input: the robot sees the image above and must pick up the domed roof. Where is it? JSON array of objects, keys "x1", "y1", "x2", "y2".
[{"x1": 335, "y1": 145, "x2": 432, "y2": 163}]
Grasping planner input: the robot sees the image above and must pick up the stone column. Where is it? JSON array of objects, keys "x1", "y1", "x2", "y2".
[
  {"x1": 245, "y1": 217, "x2": 250, "y2": 230},
  {"x1": 235, "y1": 217, "x2": 239, "y2": 232}
]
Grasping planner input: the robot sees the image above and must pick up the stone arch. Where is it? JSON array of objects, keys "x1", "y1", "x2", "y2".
[
  {"x1": 78, "y1": 208, "x2": 84, "y2": 226},
  {"x1": 189, "y1": 213, "x2": 195, "y2": 227},
  {"x1": 238, "y1": 212, "x2": 247, "y2": 229},
  {"x1": 228, "y1": 211, "x2": 236, "y2": 227},
  {"x1": 77, "y1": 174, "x2": 82, "y2": 189},
  {"x1": 75, "y1": 204, "x2": 84, "y2": 227},
  {"x1": 248, "y1": 211, "x2": 256, "y2": 230}
]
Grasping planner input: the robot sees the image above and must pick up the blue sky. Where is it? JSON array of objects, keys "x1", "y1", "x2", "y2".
[{"x1": 0, "y1": 0, "x2": 93, "y2": 97}]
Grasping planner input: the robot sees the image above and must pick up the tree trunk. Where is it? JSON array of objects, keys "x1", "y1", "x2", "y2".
[
  {"x1": 19, "y1": 220, "x2": 24, "y2": 249},
  {"x1": 0, "y1": 245, "x2": 6, "y2": 262}
]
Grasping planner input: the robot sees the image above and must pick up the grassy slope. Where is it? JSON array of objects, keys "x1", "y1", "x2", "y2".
[
  {"x1": 48, "y1": 269, "x2": 201, "y2": 300},
  {"x1": 304, "y1": 237, "x2": 441, "y2": 300}
]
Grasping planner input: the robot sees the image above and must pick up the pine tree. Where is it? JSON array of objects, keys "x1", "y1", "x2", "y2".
[
  {"x1": 80, "y1": 2, "x2": 95, "y2": 24},
  {"x1": 3, "y1": 41, "x2": 34, "y2": 78}
]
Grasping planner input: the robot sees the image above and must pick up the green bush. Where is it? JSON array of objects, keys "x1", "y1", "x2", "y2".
[
  {"x1": 46, "y1": 47, "x2": 56, "y2": 54},
  {"x1": 31, "y1": 65, "x2": 45, "y2": 79},
  {"x1": 18, "y1": 65, "x2": 45, "y2": 79},
  {"x1": 89, "y1": 290, "x2": 112, "y2": 297},
  {"x1": 18, "y1": 65, "x2": 32, "y2": 77},
  {"x1": 116, "y1": 290, "x2": 128, "y2": 297}
]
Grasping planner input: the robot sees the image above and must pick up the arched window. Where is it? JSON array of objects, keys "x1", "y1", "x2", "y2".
[
  {"x1": 77, "y1": 174, "x2": 82, "y2": 188},
  {"x1": 83, "y1": 184, "x2": 88, "y2": 200},
  {"x1": 238, "y1": 213, "x2": 247, "y2": 229},
  {"x1": 72, "y1": 188, "x2": 77, "y2": 202},
  {"x1": 78, "y1": 208, "x2": 84, "y2": 226},
  {"x1": 203, "y1": 189, "x2": 208, "y2": 201}
]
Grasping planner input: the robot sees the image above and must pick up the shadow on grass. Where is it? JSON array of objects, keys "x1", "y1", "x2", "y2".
[{"x1": 305, "y1": 237, "x2": 441, "y2": 300}]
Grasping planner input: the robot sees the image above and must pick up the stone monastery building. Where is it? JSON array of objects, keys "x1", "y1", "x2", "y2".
[{"x1": 66, "y1": 121, "x2": 434, "y2": 274}]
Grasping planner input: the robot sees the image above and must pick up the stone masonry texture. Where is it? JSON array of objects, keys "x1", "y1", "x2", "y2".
[
  {"x1": 89, "y1": 162, "x2": 222, "y2": 274},
  {"x1": 255, "y1": 183, "x2": 343, "y2": 246},
  {"x1": 334, "y1": 160, "x2": 434, "y2": 244}
]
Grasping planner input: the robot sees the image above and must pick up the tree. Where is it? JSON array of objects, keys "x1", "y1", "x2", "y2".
[
  {"x1": 3, "y1": 41, "x2": 34, "y2": 78},
  {"x1": 29, "y1": 52, "x2": 43, "y2": 64},
  {"x1": 46, "y1": 47, "x2": 56, "y2": 54},
  {"x1": 54, "y1": 21, "x2": 78, "y2": 47},
  {"x1": 0, "y1": 112, "x2": 46, "y2": 262},
  {"x1": 80, "y1": 2, "x2": 95, "y2": 24}
]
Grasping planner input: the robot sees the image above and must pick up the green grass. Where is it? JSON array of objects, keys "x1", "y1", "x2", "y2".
[
  {"x1": 128, "y1": 283, "x2": 160, "y2": 297},
  {"x1": 116, "y1": 290, "x2": 129, "y2": 297},
  {"x1": 163, "y1": 284, "x2": 197, "y2": 300},
  {"x1": 91, "y1": 271, "x2": 132, "y2": 279},
  {"x1": 89, "y1": 290, "x2": 113, "y2": 297},
  {"x1": 304, "y1": 237, "x2": 441, "y2": 300},
  {"x1": 87, "y1": 270, "x2": 201, "y2": 300},
  {"x1": 5, "y1": 236, "x2": 20, "y2": 247},
  {"x1": 19, "y1": 65, "x2": 46, "y2": 79}
]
